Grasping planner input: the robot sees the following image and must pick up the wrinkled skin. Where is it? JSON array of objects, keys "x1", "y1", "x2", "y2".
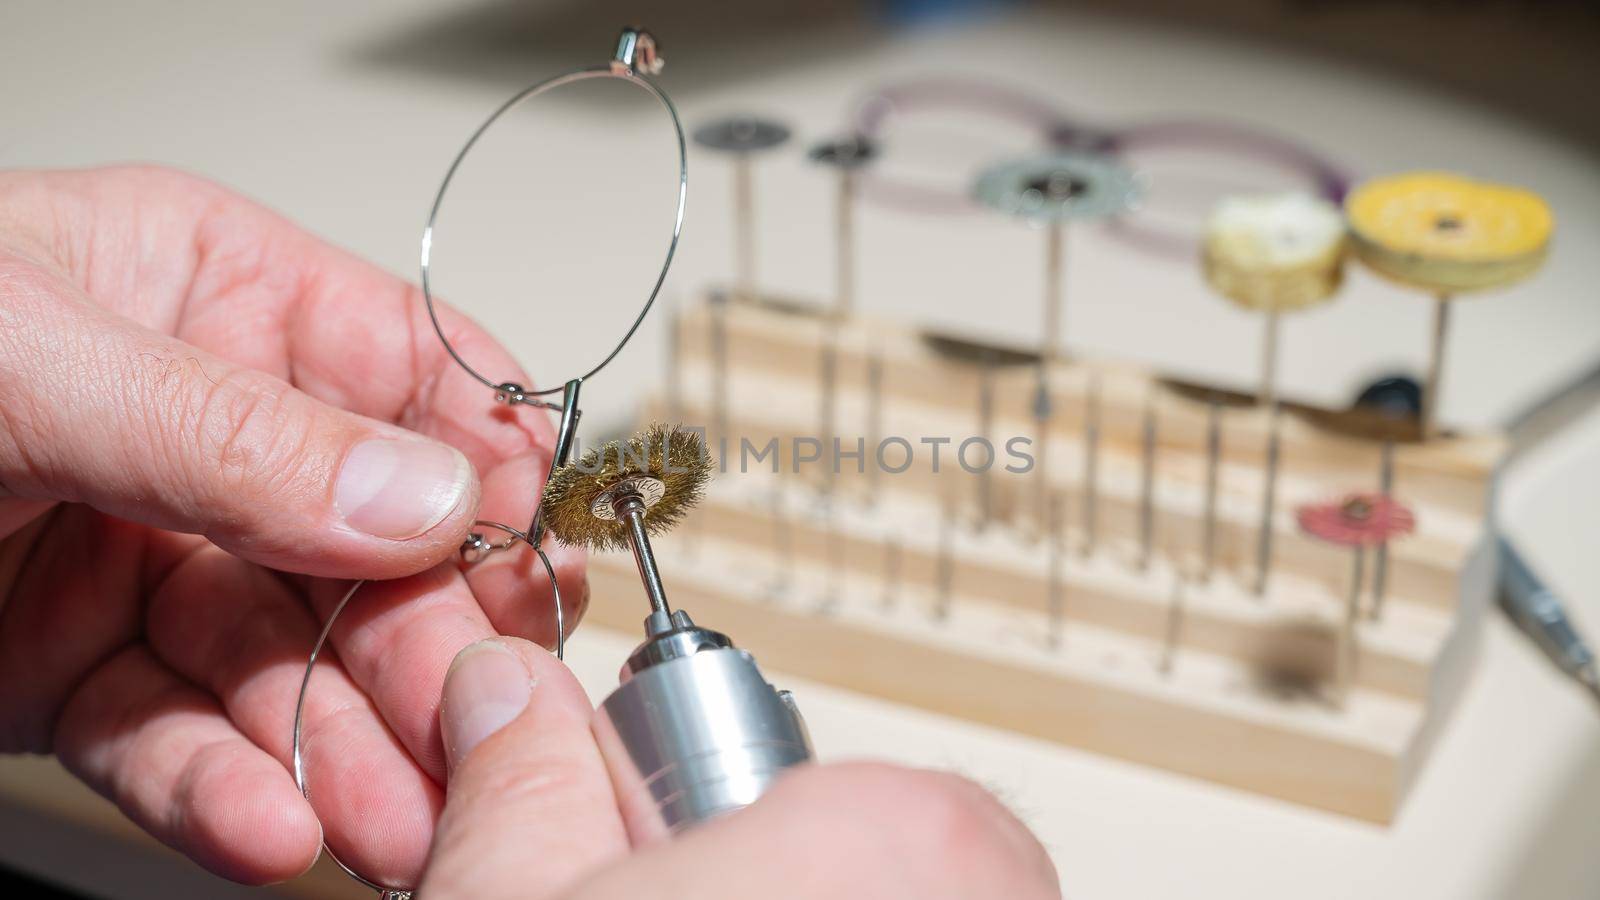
[{"x1": 0, "y1": 166, "x2": 583, "y2": 884}]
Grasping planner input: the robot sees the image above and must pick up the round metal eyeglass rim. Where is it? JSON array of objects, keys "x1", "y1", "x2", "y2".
[
  {"x1": 291, "y1": 521, "x2": 567, "y2": 899},
  {"x1": 420, "y1": 65, "x2": 689, "y2": 398}
]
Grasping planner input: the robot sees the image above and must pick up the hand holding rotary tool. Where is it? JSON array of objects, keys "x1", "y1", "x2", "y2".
[
  {"x1": 412, "y1": 424, "x2": 1060, "y2": 898},
  {"x1": 538, "y1": 425, "x2": 815, "y2": 842}
]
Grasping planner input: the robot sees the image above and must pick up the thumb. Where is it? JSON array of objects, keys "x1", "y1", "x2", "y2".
[
  {"x1": 422, "y1": 638, "x2": 629, "y2": 899},
  {"x1": 0, "y1": 266, "x2": 478, "y2": 578}
]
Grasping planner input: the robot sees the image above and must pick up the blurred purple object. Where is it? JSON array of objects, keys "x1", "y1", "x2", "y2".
[{"x1": 850, "y1": 77, "x2": 1350, "y2": 259}]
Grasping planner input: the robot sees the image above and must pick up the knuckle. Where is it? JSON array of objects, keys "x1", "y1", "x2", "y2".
[
  {"x1": 108, "y1": 164, "x2": 224, "y2": 203},
  {"x1": 805, "y1": 763, "x2": 1057, "y2": 896},
  {"x1": 185, "y1": 368, "x2": 319, "y2": 511},
  {"x1": 879, "y1": 769, "x2": 995, "y2": 844}
]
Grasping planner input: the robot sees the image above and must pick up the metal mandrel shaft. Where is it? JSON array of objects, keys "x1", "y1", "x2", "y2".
[
  {"x1": 1254, "y1": 418, "x2": 1281, "y2": 597},
  {"x1": 711, "y1": 297, "x2": 730, "y2": 439},
  {"x1": 1047, "y1": 491, "x2": 1067, "y2": 650},
  {"x1": 734, "y1": 154, "x2": 756, "y2": 303},
  {"x1": 1160, "y1": 576, "x2": 1186, "y2": 676},
  {"x1": 1201, "y1": 399, "x2": 1222, "y2": 583},
  {"x1": 1035, "y1": 223, "x2": 1065, "y2": 535},
  {"x1": 1254, "y1": 307, "x2": 1283, "y2": 597},
  {"x1": 1080, "y1": 374, "x2": 1101, "y2": 558},
  {"x1": 977, "y1": 359, "x2": 996, "y2": 529},
  {"x1": 935, "y1": 485, "x2": 956, "y2": 621},
  {"x1": 865, "y1": 349, "x2": 884, "y2": 506},
  {"x1": 613, "y1": 493, "x2": 672, "y2": 618},
  {"x1": 1371, "y1": 439, "x2": 1395, "y2": 618},
  {"x1": 1337, "y1": 546, "x2": 1365, "y2": 708},
  {"x1": 818, "y1": 336, "x2": 838, "y2": 495},
  {"x1": 1138, "y1": 392, "x2": 1157, "y2": 571},
  {"x1": 1421, "y1": 293, "x2": 1451, "y2": 439},
  {"x1": 1042, "y1": 223, "x2": 1064, "y2": 371},
  {"x1": 836, "y1": 167, "x2": 857, "y2": 318}
]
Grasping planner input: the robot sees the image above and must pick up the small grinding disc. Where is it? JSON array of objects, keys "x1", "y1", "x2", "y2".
[
  {"x1": 972, "y1": 152, "x2": 1140, "y2": 223},
  {"x1": 692, "y1": 116, "x2": 792, "y2": 154},
  {"x1": 1345, "y1": 172, "x2": 1553, "y2": 293},
  {"x1": 540, "y1": 424, "x2": 712, "y2": 552},
  {"x1": 920, "y1": 330, "x2": 1040, "y2": 368},
  {"x1": 1202, "y1": 193, "x2": 1345, "y2": 312},
  {"x1": 808, "y1": 135, "x2": 879, "y2": 169},
  {"x1": 1292, "y1": 404, "x2": 1422, "y2": 444},
  {"x1": 1159, "y1": 377, "x2": 1259, "y2": 410},
  {"x1": 1297, "y1": 494, "x2": 1416, "y2": 548}
]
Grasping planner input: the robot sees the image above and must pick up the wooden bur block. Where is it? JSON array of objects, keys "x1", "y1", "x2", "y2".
[{"x1": 618, "y1": 294, "x2": 1501, "y2": 821}]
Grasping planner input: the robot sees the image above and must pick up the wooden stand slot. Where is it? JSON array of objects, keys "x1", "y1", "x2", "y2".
[{"x1": 604, "y1": 294, "x2": 1501, "y2": 822}]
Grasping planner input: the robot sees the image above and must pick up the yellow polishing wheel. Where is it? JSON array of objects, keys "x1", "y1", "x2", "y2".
[
  {"x1": 1345, "y1": 172, "x2": 1553, "y2": 293},
  {"x1": 1202, "y1": 193, "x2": 1346, "y2": 312}
]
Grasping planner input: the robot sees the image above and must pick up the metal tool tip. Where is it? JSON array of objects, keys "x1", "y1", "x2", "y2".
[{"x1": 540, "y1": 424, "x2": 712, "y2": 551}]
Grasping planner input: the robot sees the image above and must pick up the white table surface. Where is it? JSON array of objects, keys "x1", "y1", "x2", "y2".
[{"x1": 2, "y1": 2, "x2": 1598, "y2": 898}]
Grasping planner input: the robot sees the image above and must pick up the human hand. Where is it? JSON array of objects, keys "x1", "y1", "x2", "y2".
[
  {"x1": 0, "y1": 166, "x2": 585, "y2": 885},
  {"x1": 417, "y1": 637, "x2": 1062, "y2": 899}
]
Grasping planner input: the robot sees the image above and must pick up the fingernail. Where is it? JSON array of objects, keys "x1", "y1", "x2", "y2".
[
  {"x1": 441, "y1": 640, "x2": 533, "y2": 772},
  {"x1": 336, "y1": 438, "x2": 472, "y2": 539}
]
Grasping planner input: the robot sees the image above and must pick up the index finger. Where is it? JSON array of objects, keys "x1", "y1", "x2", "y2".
[{"x1": 8, "y1": 166, "x2": 555, "y2": 480}]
